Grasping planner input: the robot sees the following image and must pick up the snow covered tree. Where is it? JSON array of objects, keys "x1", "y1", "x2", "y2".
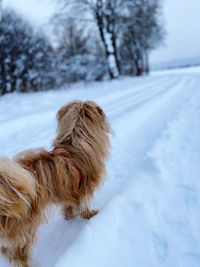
[
  {"x1": 54, "y1": 0, "x2": 164, "y2": 79},
  {"x1": 90, "y1": 0, "x2": 121, "y2": 78},
  {"x1": 0, "y1": 9, "x2": 55, "y2": 95},
  {"x1": 54, "y1": 0, "x2": 125, "y2": 79},
  {"x1": 119, "y1": 0, "x2": 164, "y2": 76},
  {"x1": 52, "y1": 16, "x2": 107, "y2": 83}
]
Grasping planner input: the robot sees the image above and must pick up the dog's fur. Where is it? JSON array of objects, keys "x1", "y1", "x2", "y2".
[{"x1": 0, "y1": 100, "x2": 111, "y2": 267}]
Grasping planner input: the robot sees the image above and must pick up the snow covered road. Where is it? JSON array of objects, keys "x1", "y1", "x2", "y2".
[{"x1": 0, "y1": 67, "x2": 200, "y2": 267}]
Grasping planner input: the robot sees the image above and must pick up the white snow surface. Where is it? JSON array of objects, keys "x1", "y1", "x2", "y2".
[{"x1": 0, "y1": 67, "x2": 200, "y2": 267}]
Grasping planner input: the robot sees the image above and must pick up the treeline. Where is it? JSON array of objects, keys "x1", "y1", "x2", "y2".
[
  {"x1": 0, "y1": 9, "x2": 56, "y2": 95},
  {"x1": 0, "y1": 0, "x2": 164, "y2": 95}
]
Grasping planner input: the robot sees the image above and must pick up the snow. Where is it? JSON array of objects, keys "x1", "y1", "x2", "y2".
[
  {"x1": 152, "y1": 66, "x2": 200, "y2": 75},
  {"x1": 0, "y1": 67, "x2": 200, "y2": 266}
]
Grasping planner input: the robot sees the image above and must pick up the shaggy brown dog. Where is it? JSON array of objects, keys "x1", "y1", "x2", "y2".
[{"x1": 0, "y1": 100, "x2": 111, "y2": 267}]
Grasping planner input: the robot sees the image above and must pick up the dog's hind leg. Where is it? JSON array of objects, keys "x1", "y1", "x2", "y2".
[
  {"x1": 79, "y1": 196, "x2": 99, "y2": 219},
  {"x1": 80, "y1": 208, "x2": 98, "y2": 219},
  {"x1": 10, "y1": 244, "x2": 31, "y2": 267}
]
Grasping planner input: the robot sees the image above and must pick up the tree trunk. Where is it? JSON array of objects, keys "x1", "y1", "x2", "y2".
[
  {"x1": 134, "y1": 50, "x2": 143, "y2": 77},
  {"x1": 95, "y1": 1, "x2": 119, "y2": 79},
  {"x1": 144, "y1": 53, "x2": 149, "y2": 75}
]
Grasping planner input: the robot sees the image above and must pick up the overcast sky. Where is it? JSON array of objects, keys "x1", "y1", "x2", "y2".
[
  {"x1": 3, "y1": 0, "x2": 200, "y2": 64},
  {"x1": 151, "y1": 0, "x2": 200, "y2": 63},
  {"x1": 3, "y1": 0, "x2": 56, "y2": 26}
]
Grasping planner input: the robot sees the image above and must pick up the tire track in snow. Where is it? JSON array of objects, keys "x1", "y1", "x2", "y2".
[
  {"x1": 105, "y1": 76, "x2": 179, "y2": 120},
  {"x1": 0, "y1": 75, "x2": 169, "y2": 127},
  {"x1": 93, "y1": 75, "x2": 197, "y2": 267},
  {"x1": 97, "y1": 75, "x2": 192, "y2": 208},
  {"x1": 147, "y1": 77, "x2": 200, "y2": 266}
]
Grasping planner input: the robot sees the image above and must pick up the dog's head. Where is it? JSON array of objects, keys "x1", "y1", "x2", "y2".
[
  {"x1": 54, "y1": 100, "x2": 110, "y2": 161},
  {"x1": 54, "y1": 100, "x2": 110, "y2": 144}
]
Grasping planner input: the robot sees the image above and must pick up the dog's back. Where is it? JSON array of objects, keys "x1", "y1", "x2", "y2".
[{"x1": 0, "y1": 157, "x2": 36, "y2": 220}]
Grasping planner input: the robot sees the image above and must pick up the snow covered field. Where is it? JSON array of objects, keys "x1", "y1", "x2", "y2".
[{"x1": 0, "y1": 67, "x2": 200, "y2": 267}]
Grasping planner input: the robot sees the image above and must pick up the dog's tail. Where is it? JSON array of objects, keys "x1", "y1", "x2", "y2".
[{"x1": 0, "y1": 157, "x2": 36, "y2": 219}]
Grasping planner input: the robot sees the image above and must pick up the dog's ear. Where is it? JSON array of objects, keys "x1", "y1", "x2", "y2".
[
  {"x1": 81, "y1": 101, "x2": 111, "y2": 134},
  {"x1": 54, "y1": 101, "x2": 83, "y2": 146},
  {"x1": 82, "y1": 101, "x2": 106, "y2": 122},
  {"x1": 96, "y1": 105, "x2": 106, "y2": 121}
]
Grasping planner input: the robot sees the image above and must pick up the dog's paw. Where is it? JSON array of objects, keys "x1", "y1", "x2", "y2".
[
  {"x1": 64, "y1": 213, "x2": 76, "y2": 220},
  {"x1": 62, "y1": 206, "x2": 77, "y2": 220},
  {"x1": 81, "y1": 209, "x2": 99, "y2": 219}
]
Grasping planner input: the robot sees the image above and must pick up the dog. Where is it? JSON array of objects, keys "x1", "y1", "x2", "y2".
[{"x1": 0, "y1": 100, "x2": 111, "y2": 267}]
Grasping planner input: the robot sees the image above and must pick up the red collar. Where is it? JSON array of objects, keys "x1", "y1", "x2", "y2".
[{"x1": 58, "y1": 153, "x2": 82, "y2": 183}]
